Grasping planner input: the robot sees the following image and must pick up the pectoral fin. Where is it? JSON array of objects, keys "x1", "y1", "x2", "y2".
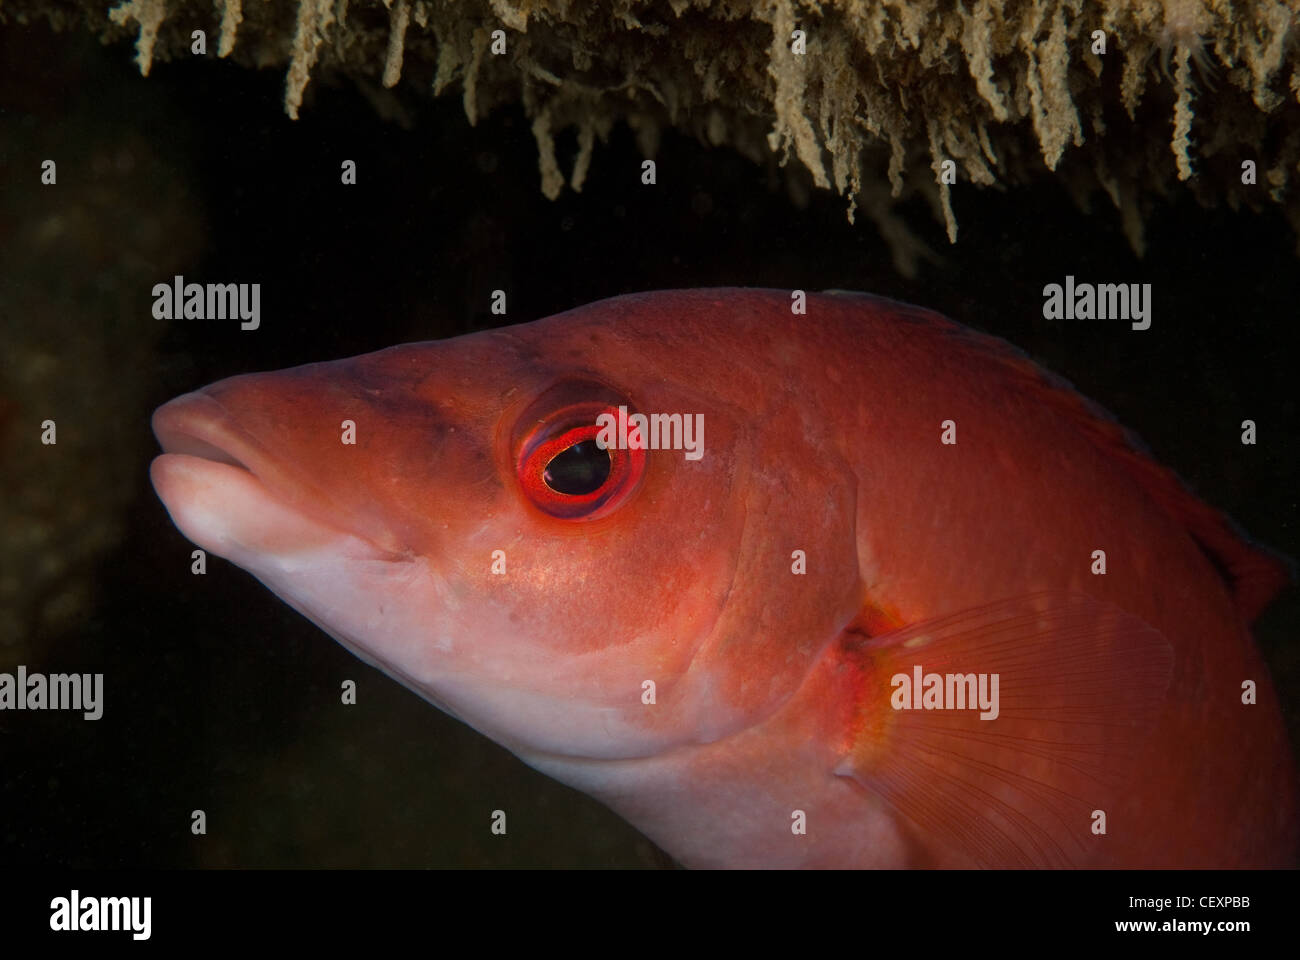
[{"x1": 835, "y1": 593, "x2": 1174, "y2": 868}]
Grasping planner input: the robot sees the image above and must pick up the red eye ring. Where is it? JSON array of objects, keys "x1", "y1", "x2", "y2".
[{"x1": 517, "y1": 404, "x2": 646, "y2": 520}]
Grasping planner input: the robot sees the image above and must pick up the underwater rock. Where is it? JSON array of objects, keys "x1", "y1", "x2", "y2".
[
  {"x1": 0, "y1": 30, "x2": 203, "y2": 663},
  {"x1": 3, "y1": 0, "x2": 1297, "y2": 271}
]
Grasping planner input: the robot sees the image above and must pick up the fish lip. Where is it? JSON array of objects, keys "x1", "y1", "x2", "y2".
[
  {"x1": 151, "y1": 390, "x2": 412, "y2": 561},
  {"x1": 152, "y1": 390, "x2": 262, "y2": 475}
]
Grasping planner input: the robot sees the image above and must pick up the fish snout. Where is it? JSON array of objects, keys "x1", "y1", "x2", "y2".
[{"x1": 150, "y1": 381, "x2": 411, "y2": 562}]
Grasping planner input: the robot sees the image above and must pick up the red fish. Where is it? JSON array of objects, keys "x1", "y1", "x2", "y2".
[{"x1": 150, "y1": 288, "x2": 1295, "y2": 867}]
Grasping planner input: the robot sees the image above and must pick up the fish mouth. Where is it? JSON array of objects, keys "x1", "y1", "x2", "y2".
[
  {"x1": 152, "y1": 390, "x2": 263, "y2": 474},
  {"x1": 150, "y1": 390, "x2": 407, "y2": 563}
]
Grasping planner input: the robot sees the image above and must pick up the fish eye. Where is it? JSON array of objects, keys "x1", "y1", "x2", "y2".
[
  {"x1": 516, "y1": 402, "x2": 646, "y2": 520},
  {"x1": 543, "y1": 440, "x2": 610, "y2": 495}
]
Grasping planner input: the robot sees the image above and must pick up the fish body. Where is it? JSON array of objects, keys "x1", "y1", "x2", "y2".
[{"x1": 150, "y1": 288, "x2": 1296, "y2": 867}]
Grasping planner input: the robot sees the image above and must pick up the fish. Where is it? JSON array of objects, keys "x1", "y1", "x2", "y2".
[{"x1": 149, "y1": 287, "x2": 1297, "y2": 868}]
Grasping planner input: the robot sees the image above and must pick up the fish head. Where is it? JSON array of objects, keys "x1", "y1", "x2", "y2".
[{"x1": 150, "y1": 290, "x2": 863, "y2": 766}]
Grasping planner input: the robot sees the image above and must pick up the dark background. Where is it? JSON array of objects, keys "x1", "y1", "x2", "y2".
[{"x1": 1, "y1": 23, "x2": 1296, "y2": 868}]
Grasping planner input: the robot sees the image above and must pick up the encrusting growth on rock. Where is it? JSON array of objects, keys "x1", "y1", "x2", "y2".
[
  {"x1": 382, "y1": 0, "x2": 410, "y2": 89},
  {"x1": 106, "y1": 0, "x2": 167, "y2": 76},
  {"x1": 26, "y1": 0, "x2": 1298, "y2": 269},
  {"x1": 284, "y1": 0, "x2": 337, "y2": 121},
  {"x1": 1170, "y1": 47, "x2": 1196, "y2": 180},
  {"x1": 216, "y1": 0, "x2": 241, "y2": 57}
]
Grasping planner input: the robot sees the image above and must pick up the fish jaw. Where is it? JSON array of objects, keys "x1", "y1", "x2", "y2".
[
  {"x1": 149, "y1": 390, "x2": 461, "y2": 712},
  {"x1": 149, "y1": 450, "x2": 414, "y2": 658},
  {"x1": 150, "y1": 441, "x2": 403, "y2": 572}
]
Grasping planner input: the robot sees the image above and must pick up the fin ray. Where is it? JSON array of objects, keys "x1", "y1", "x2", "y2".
[{"x1": 837, "y1": 593, "x2": 1173, "y2": 867}]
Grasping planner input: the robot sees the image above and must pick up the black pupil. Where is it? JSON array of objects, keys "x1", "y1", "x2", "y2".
[{"x1": 544, "y1": 441, "x2": 611, "y2": 495}]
